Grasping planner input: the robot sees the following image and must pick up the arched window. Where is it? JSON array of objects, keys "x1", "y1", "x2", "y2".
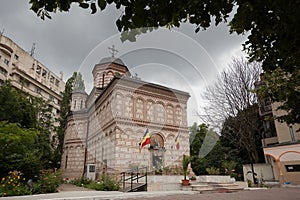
[
  {"x1": 166, "y1": 104, "x2": 174, "y2": 125},
  {"x1": 146, "y1": 100, "x2": 154, "y2": 122},
  {"x1": 124, "y1": 95, "x2": 133, "y2": 118},
  {"x1": 155, "y1": 103, "x2": 165, "y2": 123},
  {"x1": 135, "y1": 98, "x2": 144, "y2": 120},
  {"x1": 175, "y1": 105, "x2": 182, "y2": 125}
]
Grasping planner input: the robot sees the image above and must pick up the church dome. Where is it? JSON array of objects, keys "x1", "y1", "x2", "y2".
[{"x1": 99, "y1": 57, "x2": 125, "y2": 66}]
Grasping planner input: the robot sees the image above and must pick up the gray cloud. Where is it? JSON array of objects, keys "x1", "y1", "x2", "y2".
[{"x1": 0, "y1": 0, "x2": 247, "y2": 125}]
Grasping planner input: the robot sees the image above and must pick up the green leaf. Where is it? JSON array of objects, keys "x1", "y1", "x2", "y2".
[
  {"x1": 79, "y1": 2, "x2": 89, "y2": 9},
  {"x1": 98, "y1": 0, "x2": 106, "y2": 10},
  {"x1": 90, "y1": 2, "x2": 97, "y2": 14}
]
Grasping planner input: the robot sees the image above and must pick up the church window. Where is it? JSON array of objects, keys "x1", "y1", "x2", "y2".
[
  {"x1": 74, "y1": 100, "x2": 77, "y2": 109},
  {"x1": 80, "y1": 100, "x2": 83, "y2": 109},
  {"x1": 135, "y1": 98, "x2": 144, "y2": 120},
  {"x1": 65, "y1": 155, "x2": 68, "y2": 169},
  {"x1": 175, "y1": 106, "x2": 182, "y2": 125},
  {"x1": 146, "y1": 101, "x2": 154, "y2": 122},
  {"x1": 124, "y1": 95, "x2": 133, "y2": 118},
  {"x1": 155, "y1": 103, "x2": 165, "y2": 123},
  {"x1": 114, "y1": 94, "x2": 123, "y2": 117},
  {"x1": 166, "y1": 105, "x2": 174, "y2": 125}
]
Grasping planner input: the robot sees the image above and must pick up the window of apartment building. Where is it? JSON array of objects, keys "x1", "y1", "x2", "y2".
[
  {"x1": 14, "y1": 54, "x2": 19, "y2": 60},
  {"x1": 0, "y1": 67, "x2": 7, "y2": 76},
  {"x1": 289, "y1": 126, "x2": 296, "y2": 142},
  {"x1": 285, "y1": 165, "x2": 300, "y2": 172},
  {"x1": 36, "y1": 65, "x2": 41, "y2": 74},
  {"x1": 18, "y1": 76, "x2": 24, "y2": 83},
  {"x1": 4, "y1": 59, "x2": 9, "y2": 65},
  {"x1": 36, "y1": 87, "x2": 41, "y2": 94},
  {"x1": 49, "y1": 95, "x2": 54, "y2": 102},
  {"x1": 55, "y1": 79, "x2": 59, "y2": 87},
  {"x1": 42, "y1": 69, "x2": 47, "y2": 78},
  {"x1": 18, "y1": 76, "x2": 29, "y2": 87},
  {"x1": 50, "y1": 75, "x2": 55, "y2": 83}
]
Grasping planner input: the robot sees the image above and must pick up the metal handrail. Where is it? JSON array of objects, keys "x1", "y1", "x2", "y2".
[{"x1": 120, "y1": 167, "x2": 147, "y2": 192}]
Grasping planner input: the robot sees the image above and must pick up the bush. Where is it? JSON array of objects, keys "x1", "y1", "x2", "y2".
[
  {"x1": 34, "y1": 169, "x2": 62, "y2": 194},
  {"x1": 206, "y1": 167, "x2": 220, "y2": 175},
  {"x1": 70, "y1": 177, "x2": 92, "y2": 187},
  {"x1": 0, "y1": 171, "x2": 30, "y2": 197},
  {"x1": 73, "y1": 175, "x2": 120, "y2": 191},
  {"x1": 89, "y1": 175, "x2": 120, "y2": 191}
]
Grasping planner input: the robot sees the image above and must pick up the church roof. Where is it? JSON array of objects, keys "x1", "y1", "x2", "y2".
[{"x1": 99, "y1": 57, "x2": 125, "y2": 66}]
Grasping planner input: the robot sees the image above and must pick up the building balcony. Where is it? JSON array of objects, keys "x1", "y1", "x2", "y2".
[
  {"x1": 262, "y1": 136, "x2": 279, "y2": 147},
  {"x1": 260, "y1": 104, "x2": 273, "y2": 116}
]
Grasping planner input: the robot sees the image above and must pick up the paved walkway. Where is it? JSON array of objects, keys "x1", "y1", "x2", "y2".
[
  {"x1": 1, "y1": 187, "x2": 300, "y2": 200},
  {"x1": 57, "y1": 184, "x2": 95, "y2": 192}
]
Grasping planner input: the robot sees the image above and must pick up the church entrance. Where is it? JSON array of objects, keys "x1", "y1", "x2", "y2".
[{"x1": 149, "y1": 134, "x2": 165, "y2": 172}]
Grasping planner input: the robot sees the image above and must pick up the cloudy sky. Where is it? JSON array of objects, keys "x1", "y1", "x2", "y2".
[{"x1": 0, "y1": 0, "x2": 248, "y2": 126}]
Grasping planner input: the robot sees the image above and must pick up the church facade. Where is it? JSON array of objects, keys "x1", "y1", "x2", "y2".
[{"x1": 61, "y1": 57, "x2": 190, "y2": 179}]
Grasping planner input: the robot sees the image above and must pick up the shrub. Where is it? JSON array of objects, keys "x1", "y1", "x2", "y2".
[
  {"x1": 0, "y1": 171, "x2": 30, "y2": 197},
  {"x1": 77, "y1": 175, "x2": 120, "y2": 191},
  {"x1": 206, "y1": 167, "x2": 220, "y2": 175},
  {"x1": 70, "y1": 177, "x2": 92, "y2": 187},
  {"x1": 34, "y1": 169, "x2": 62, "y2": 194}
]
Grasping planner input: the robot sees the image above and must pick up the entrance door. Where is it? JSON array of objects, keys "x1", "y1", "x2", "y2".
[{"x1": 152, "y1": 150, "x2": 164, "y2": 170}]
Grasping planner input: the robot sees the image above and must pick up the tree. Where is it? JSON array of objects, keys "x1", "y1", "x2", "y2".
[
  {"x1": 0, "y1": 81, "x2": 38, "y2": 128},
  {"x1": 73, "y1": 72, "x2": 85, "y2": 92},
  {"x1": 53, "y1": 72, "x2": 78, "y2": 168},
  {"x1": 29, "y1": 0, "x2": 299, "y2": 125},
  {"x1": 200, "y1": 58, "x2": 264, "y2": 181},
  {"x1": 0, "y1": 81, "x2": 56, "y2": 176},
  {"x1": 200, "y1": 57, "x2": 261, "y2": 129},
  {"x1": 0, "y1": 122, "x2": 42, "y2": 178},
  {"x1": 221, "y1": 104, "x2": 264, "y2": 164},
  {"x1": 29, "y1": 0, "x2": 299, "y2": 72},
  {"x1": 257, "y1": 68, "x2": 300, "y2": 127},
  {"x1": 189, "y1": 123, "x2": 244, "y2": 179}
]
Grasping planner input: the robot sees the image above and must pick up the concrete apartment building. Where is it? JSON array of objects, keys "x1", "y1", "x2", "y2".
[
  {"x1": 0, "y1": 34, "x2": 65, "y2": 123},
  {"x1": 256, "y1": 79, "x2": 300, "y2": 184},
  {"x1": 61, "y1": 56, "x2": 190, "y2": 179}
]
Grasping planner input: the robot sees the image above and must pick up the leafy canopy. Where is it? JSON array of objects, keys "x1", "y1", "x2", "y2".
[{"x1": 29, "y1": 0, "x2": 300, "y2": 73}]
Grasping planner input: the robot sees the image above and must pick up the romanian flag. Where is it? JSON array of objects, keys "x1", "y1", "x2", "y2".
[
  {"x1": 175, "y1": 134, "x2": 180, "y2": 150},
  {"x1": 141, "y1": 129, "x2": 150, "y2": 148}
]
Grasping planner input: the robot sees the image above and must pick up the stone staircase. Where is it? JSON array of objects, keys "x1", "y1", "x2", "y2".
[{"x1": 182, "y1": 181, "x2": 247, "y2": 193}]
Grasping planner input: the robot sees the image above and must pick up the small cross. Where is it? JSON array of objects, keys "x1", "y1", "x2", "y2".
[{"x1": 108, "y1": 45, "x2": 119, "y2": 57}]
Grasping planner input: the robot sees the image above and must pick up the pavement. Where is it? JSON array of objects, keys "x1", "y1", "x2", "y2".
[{"x1": 1, "y1": 184, "x2": 300, "y2": 200}]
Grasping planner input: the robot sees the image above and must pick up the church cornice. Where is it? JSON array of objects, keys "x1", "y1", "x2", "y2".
[{"x1": 114, "y1": 117, "x2": 189, "y2": 133}]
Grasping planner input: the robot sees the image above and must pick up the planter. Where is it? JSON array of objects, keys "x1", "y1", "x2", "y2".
[
  {"x1": 181, "y1": 179, "x2": 190, "y2": 186},
  {"x1": 198, "y1": 175, "x2": 235, "y2": 183}
]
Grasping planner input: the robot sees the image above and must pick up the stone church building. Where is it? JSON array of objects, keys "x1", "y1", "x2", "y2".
[{"x1": 61, "y1": 56, "x2": 190, "y2": 179}]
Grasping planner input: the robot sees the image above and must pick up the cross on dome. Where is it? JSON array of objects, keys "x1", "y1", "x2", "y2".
[{"x1": 108, "y1": 45, "x2": 119, "y2": 57}]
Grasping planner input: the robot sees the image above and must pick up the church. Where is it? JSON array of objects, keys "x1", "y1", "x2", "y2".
[{"x1": 61, "y1": 54, "x2": 190, "y2": 179}]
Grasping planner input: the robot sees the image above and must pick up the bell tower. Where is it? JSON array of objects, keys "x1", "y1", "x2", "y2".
[{"x1": 92, "y1": 46, "x2": 131, "y2": 89}]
